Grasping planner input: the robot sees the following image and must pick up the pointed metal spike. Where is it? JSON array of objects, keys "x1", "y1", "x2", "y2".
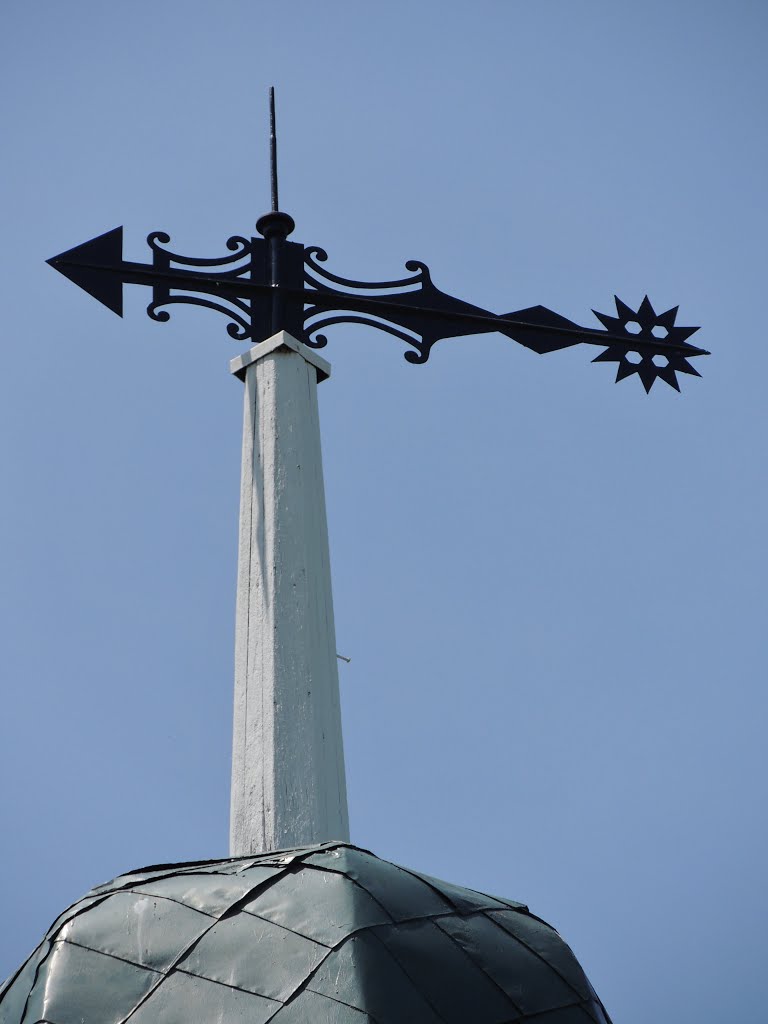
[
  {"x1": 676, "y1": 358, "x2": 702, "y2": 377},
  {"x1": 593, "y1": 310, "x2": 622, "y2": 332},
  {"x1": 670, "y1": 325, "x2": 701, "y2": 344},
  {"x1": 614, "y1": 296, "x2": 636, "y2": 321},
  {"x1": 615, "y1": 360, "x2": 637, "y2": 382},
  {"x1": 656, "y1": 365, "x2": 681, "y2": 391},
  {"x1": 638, "y1": 364, "x2": 657, "y2": 392},
  {"x1": 592, "y1": 345, "x2": 623, "y2": 364},
  {"x1": 656, "y1": 305, "x2": 679, "y2": 328},
  {"x1": 637, "y1": 295, "x2": 657, "y2": 325},
  {"x1": 269, "y1": 87, "x2": 279, "y2": 213}
]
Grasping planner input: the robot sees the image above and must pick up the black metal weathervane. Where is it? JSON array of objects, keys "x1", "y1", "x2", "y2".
[{"x1": 48, "y1": 89, "x2": 708, "y2": 393}]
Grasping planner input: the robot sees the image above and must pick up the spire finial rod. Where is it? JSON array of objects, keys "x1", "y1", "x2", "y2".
[{"x1": 269, "y1": 86, "x2": 279, "y2": 213}]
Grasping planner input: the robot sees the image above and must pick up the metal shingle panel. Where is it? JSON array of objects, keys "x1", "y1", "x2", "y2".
[
  {"x1": 487, "y1": 910, "x2": 593, "y2": 1002},
  {"x1": 436, "y1": 913, "x2": 580, "y2": 1016},
  {"x1": 0, "y1": 948, "x2": 43, "y2": 1024},
  {"x1": 270, "y1": 989, "x2": 372, "y2": 1023},
  {"x1": 306, "y1": 847, "x2": 452, "y2": 921},
  {"x1": 58, "y1": 891, "x2": 211, "y2": 973},
  {"x1": 308, "y1": 930, "x2": 445, "y2": 1024},
  {"x1": 243, "y1": 864, "x2": 391, "y2": 945},
  {"x1": 177, "y1": 911, "x2": 328, "y2": 1001},
  {"x1": 372, "y1": 918, "x2": 516, "y2": 1023},
  {"x1": 126, "y1": 969, "x2": 279, "y2": 1024},
  {"x1": 408, "y1": 870, "x2": 525, "y2": 915},
  {"x1": 130, "y1": 866, "x2": 282, "y2": 917},
  {"x1": 23, "y1": 941, "x2": 159, "y2": 1024}
]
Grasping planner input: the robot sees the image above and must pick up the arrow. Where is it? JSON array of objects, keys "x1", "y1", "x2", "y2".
[
  {"x1": 47, "y1": 227, "x2": 709, "y2": 390},
  {"x1": 47, "y1": 227, "x2": 276, "y2": 314}
]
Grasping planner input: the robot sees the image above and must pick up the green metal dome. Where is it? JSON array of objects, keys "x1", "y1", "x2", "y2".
[{"x1": 0, "y1": 842, "x2": 611, "y2": 1024}]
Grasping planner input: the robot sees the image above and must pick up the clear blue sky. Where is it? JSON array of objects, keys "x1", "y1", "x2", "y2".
[{"x1": 2, "y1": 2, "x2": 766, "y2": 1020}]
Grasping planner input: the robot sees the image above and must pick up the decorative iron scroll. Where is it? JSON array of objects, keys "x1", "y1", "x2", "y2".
[
  {"x1": 299, "y1": 246, "x2": 705, "y2": 392},
  {"x1": 146, "y1": 231, "x2": 258, "y2": 342}
]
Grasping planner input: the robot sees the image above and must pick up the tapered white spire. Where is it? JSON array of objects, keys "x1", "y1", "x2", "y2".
[{"x1": 229, "y1": 331, "x2": 349, "y2": 856}]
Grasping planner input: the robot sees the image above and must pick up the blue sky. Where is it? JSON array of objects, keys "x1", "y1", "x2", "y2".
[{"x1": 2, "y1": 2, "x2": 766, "y2": 1020}]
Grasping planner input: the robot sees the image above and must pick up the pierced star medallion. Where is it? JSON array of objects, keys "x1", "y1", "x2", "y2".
[{"x1": 592, "y1": 296, "x2": 702, "y2": 392}]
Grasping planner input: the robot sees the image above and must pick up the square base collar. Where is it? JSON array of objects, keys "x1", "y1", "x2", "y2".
[{"x1": 230, "y1": 332, "x2": 331, "y2": 383}]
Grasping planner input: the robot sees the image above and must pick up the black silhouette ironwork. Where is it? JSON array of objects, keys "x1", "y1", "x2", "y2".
[{"x1": 47, "y1": 89, "x2": 707, "y2": 393}]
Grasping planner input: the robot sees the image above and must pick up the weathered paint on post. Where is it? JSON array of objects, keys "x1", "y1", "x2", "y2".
[{"x1": 229, "y1": 332, "x2": 349, "y2": 856}]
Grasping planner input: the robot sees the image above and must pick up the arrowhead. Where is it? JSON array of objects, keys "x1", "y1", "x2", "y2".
[{"x1": 46, "y1": 227, "x2": 124, "y2": 316}]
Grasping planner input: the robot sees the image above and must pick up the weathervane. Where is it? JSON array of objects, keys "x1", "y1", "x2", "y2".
[{"x1": 48, "y1": 88, "x2": 707, "y2": 392}]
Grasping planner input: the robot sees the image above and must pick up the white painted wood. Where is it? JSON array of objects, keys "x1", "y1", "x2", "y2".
[
  {"x1": 230, "y1": 331, "x2": 331, "y2": 383},
  {"x1": 229, "y1": 332, "x2": 349, "y2": 856}
]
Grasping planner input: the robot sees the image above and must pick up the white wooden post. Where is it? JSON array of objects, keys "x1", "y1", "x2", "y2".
[{"x1": 229, "y1": 332, "x2": 350, "y2": 856}]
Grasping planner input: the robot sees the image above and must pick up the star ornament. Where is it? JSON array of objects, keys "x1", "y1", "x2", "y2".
[{"x1": 591, "y1": 296, "x2": 707, "y2": 393}]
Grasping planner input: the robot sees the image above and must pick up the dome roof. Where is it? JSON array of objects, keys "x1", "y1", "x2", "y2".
[{"x1": 0, "y1": 843, "x2": 611, "y2": 1024}]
